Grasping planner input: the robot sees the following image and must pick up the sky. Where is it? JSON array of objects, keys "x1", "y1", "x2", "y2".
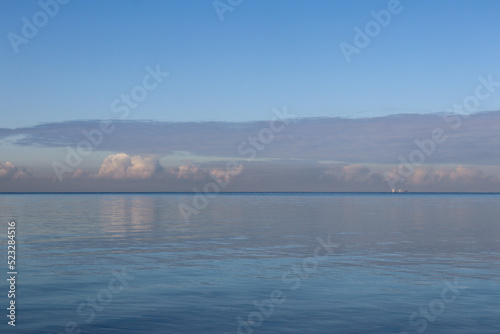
[{"x1": 1, "y1": 0, "x2": 500, "y2": 192}]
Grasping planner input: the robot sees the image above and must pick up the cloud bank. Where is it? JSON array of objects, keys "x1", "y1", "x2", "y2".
[
  {"x1": 2, "y1": 111, "x2": 500, "y2": 165},
  {"x1": 1, "y1": 112, "x2": 500, "y2": 192}
]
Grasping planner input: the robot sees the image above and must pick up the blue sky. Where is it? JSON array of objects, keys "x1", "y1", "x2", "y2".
[
  {"x1": 2, "y1": 0, "x2": 500, "y2": 127},
  {"x1": 1, "y1": 0, "x2": 500, "y2": 192}
]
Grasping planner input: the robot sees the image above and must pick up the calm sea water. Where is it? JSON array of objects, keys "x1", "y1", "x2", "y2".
[{"x1": 0, "y1": 193, "x2": 499, "y2": 333}]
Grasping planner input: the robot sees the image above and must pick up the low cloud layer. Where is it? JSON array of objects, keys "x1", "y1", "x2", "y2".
[
  {"x1": 2, "y1": 111, "x2": 500, "y2": 165},
  {"x1": 1, "y1": 112, "x2": 500, "y2": 192},
  {"x1": 1, "y1": 156, "x2": 499, "y2": 192}
]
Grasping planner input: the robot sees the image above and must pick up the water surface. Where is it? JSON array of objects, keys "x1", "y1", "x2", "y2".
[{"x1": 0, "y1": 193, "x2": 499, "y2": 333}]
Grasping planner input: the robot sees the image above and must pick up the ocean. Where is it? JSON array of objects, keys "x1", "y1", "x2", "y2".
[{"x1": 1, "y1": 193, "x2": 499, "y2": 333}]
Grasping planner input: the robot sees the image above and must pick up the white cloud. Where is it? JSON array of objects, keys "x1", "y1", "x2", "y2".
[
  {"x1": 95, "y1": 155, "x2": 244, "y2": 184},
  {"x1": 96, "y1": 153, "x2": 161, "y2": 179}
]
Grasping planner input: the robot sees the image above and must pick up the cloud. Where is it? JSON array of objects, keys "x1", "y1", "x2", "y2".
[
  {"x1": 322, "y1": 163, "x2": 500, "y2": 191},
  {"x1": 94, "y1": 155, "x2": 244, "y2": 185},
  {"x1": 169, "y1": 161, "x2": 244, "y2": 186},
  {"x1": 3, "y1": 111, "x2": 500, "y2": 166},
  {"x1": 210, "y1": 164, "x2": 243, "y2": 184},
  {"x1": 169, "y1": 162, "x2": 206, "y2": 180},
  {"x1": 69, "y1": 168, "x2": 91, "y2": 179},
  {"x1": 323, "y1": 164, "x2": 383, "y2": 184},
  {"x1": 0, "y1": 161, "x2": 31, "y2": 180},
  {"x1": 96, "y1": 153, "x2": 161, "y2": 180},
  {"x1": 405, "y1": 165, "x2": 485, "y2": 186},
  {"x1": 2, "y1": 111, "x2": 500, "y2": 192},
  {"x1": 1, "y1": 157, "x2": 499, "y2": 192}
]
